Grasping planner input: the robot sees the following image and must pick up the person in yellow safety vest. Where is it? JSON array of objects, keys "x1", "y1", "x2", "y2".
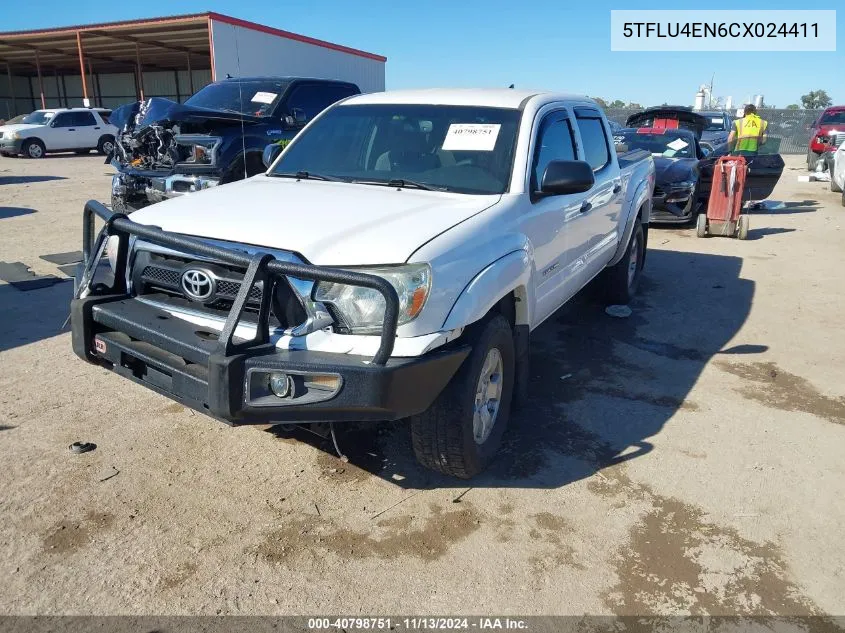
[{"x1": 728, "y1": 104, "x2": 768, "y2": 156}]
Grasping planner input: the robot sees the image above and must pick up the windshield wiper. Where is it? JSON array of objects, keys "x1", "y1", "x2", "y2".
[
  {"x1": 269, "y1": 171, "x2": 345, "y2": 182},
  {"x1": 350, "y1": 178, "x2": 447, "y2": 192}
]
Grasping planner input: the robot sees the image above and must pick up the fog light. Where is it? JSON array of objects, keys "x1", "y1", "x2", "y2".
[{"x1": 269, "y1": 372, "x2": 292, "y2": 398}]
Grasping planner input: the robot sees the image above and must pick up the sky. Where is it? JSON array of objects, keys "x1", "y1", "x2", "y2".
[{"x1": 2, "y1": 0, "x2": 842, "y2": 108}]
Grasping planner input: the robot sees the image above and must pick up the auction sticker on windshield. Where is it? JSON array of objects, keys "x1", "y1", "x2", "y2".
[
  {"x1": 442, "y1": 123, "x2": 501, "y2": 151},
  {"x1": 251, "y1": 92, "x2": 278, "y2": 104},
  {"x1": 667, "y1": 138, "x2": 689, "y2": 151}
]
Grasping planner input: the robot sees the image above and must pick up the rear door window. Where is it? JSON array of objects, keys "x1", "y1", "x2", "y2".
[
  {"x1": 71, "y1": 112, "x2": 97, "y2": 126},
  {"x1": 51, "y1": 112, "x2": 74, "y2": 127},
  {"x1": 575, "y1": 112, "x2": 611, "y2": 171}
]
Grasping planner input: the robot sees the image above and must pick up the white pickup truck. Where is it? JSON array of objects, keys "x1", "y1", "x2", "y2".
[{"x1": 72, "y1": 89, "x2": 655, "y2": 478}]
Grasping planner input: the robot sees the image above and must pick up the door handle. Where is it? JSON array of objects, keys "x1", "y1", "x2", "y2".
[
  {"x1": 94, "y1": 127, "x2": 100, "y2": 130},
  {"x1": 613, "y1": 184, "x2": 622, "y2": 194},
  {"x1": 68, "y1": 128, "x2": 76, "y2": 131},
  {"x1": 580, "y1": 201, "x2": 592, "y2": 213}
]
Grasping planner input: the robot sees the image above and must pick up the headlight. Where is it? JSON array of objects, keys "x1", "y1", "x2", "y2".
[
  {"x1": 105, "y1": 235, "x2": 120, "y2": 271},
  {"x1": 9, "y1": 131, "x2": 20, "y2": 140},
  {"x1": 314, "y1": 264, "x2": 431, "y2": 334},
  {"x1": 175, "y1": 135, "x2": 219, "y2": 166},
  {"x1": 673, "y1": 180, "x2": 696, "y2": 189}
]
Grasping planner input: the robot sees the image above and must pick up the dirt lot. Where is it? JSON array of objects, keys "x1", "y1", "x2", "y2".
[{"x1": 0, "y1": 153, "x2": 844, "y2": 617}]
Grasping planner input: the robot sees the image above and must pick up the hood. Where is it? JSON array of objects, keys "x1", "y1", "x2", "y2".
[
  {"x1": 111, "y1": 97, "x2": 263, "y2": 133},
  {"x1": 129, "y1": 176, "x2": 501, "y2": 266},
  {"x1": 653, "y1": 156, "x2": 697, "y2": 184},
  {"x1": 701, "y1": 129, "x2": 729, "y2": 143},
  {"x1": 626, "y1": 107, "x2": 708, "y2": 139}
]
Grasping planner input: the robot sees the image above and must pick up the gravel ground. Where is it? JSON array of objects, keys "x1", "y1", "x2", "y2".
[{"x1": 0, "y1": 153, "x2": 843, "y2": 617}]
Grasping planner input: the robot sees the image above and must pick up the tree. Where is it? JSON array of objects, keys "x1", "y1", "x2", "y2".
[
  {"x1": 801, "y1": 90, "x2": 832, "y2": 109},
  {"x1": 786, "y1": 104, "x2": 801, "y2": 110},
  {"x1": 626, "y1": 102, "x2": 643, "y2": 109},
  {"x1": 592, "y1": 97, "x2": 608, "y2": 108},
  {"x1": 609, "y1": 99, "x2": 626, "y2": 108}
]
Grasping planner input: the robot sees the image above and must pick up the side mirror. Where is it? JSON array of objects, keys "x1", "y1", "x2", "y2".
[
  {"x1": 262, "y1": 143, "x2": 283, "y2": 168},
  {"x1": 539, "y1": 160, "x2": 595, "y2": 196},
  {"x1": 284, "y1": 108, "x2": 308, "y2": 128}
]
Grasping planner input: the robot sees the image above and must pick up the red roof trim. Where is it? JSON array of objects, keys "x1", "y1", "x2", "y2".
[{"x1": 207, "y1": 12, "x2": 386, "y2": 63}]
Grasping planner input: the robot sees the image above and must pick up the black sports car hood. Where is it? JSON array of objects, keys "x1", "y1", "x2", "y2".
[
  {"x1": 109, "y1": 97, "x2": 263, "y2": 133},
  {"x1": 653, "y1": 156, "x2": 697, "y2": 185}
]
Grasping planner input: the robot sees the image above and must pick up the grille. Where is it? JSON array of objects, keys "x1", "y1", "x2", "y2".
[
  {"x1": 142, "y1": 265, "x2": 181, "y2": 287},
  {"x1": 140, "y1": 265, "x2": 263, "y2": 302},
  {"x1": 832, "y1": 133, "x2": 845, "y2": 147},
  {"x1": 0, "y1": 132, "x2": 4, "y2": 139},
  {"x1": 653, "y1": 186, "x2": 665, "y2": 197}
]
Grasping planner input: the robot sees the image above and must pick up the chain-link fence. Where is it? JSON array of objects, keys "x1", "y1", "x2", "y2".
[{"x1": 605, "y1": 108, "x2": 823, "y2": 155}]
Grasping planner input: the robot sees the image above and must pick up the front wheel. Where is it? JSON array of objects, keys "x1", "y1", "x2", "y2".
[
  {"x1": 807, "y1": 150, "x2": 820, "y2": 172},
  {"x1": 410, "y1": 315, "x2": 515, "y2": 479},
  {"x1": 832, "y1": 173, "x2": 843, "y2": 194},
  {"x1": 23, "y1": 139, "x2": 45, "y2": 159},
  {"x1": 600, "y1": 222, "x2": 644, "y2": 304}
]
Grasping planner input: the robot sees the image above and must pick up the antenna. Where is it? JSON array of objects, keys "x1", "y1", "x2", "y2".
[{"x1": 232, "y1": 29, "x2": 247, "y2": 180}]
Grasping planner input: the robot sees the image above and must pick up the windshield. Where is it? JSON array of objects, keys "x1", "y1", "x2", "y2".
[
  {"x1": 704, "y1": 116, "x2": 727, "y2": 131},
  {"x1": 820, "y1": 111, "x2": 845, "y2": 125},
  {"x1": 269, "y1": 104, "x2": 521, "y2": 194},
  {"x1": 184, "y1": 80, "x2": 290, "y2": 116},
  {"x1": 614, "y1": 129, "x2": 697, "y2": 159},
  {"x1": 21, "y1": 111, "x2": 55, "y2": 125}
]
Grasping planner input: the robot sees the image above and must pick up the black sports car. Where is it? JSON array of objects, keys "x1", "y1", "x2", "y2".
[{"x1": 621, "y1": 107, "x2": 785, "y2": 224}]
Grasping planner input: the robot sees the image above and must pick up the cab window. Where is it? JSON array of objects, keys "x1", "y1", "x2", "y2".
[
  {"x1": 531, "y1": 113, "x2": 577, "y2": 191},
  {"x1": 574, "y1": 112, "x2": 611, "y2": 171}
]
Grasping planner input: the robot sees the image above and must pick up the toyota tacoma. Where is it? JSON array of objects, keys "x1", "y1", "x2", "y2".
[{"x1": 72, "y1": 89, "x2": 655, "y2": 478}]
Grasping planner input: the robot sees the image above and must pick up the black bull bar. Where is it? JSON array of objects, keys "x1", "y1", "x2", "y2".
[{"x1": 71, "y1": 200, "x2": 473, "y2": 425}]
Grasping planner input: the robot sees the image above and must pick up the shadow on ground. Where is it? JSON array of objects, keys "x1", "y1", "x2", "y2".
[
  {"x1": 0, "y1": 281, "x2": 72, "y2": 353},
  {"x1": 268, "y1": 248, "x2": 757, "y2": 490},
  {"x1": 746, "y1": 227, "x2": 797, "y2": 240},
  {"x1": 0, "y1": 175, "x2": 67, "y2": 185},
  {"x1": 0, "y1": 207, "x2": 36, "y2": 219}
]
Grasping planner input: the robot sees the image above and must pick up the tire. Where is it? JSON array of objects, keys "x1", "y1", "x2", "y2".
[
  {"x1": 23, "y1": 139, "x2": 45, "y2": 159},
  {"x1": 97, "y1": 135, "x2": 115, "y2": 156},
  {"x1": 696, "y1": 213, "x2": 708, "y2": 238},
  {"x1": 841, "y1": 189, "x2": 844, "y2": 208},
  {"x1": 410, "y1": 315, "x2": 515, "y2": 479},
  {"x1": 807, "y1": 150, "x2": 820, "y2": 172},
  {"x1": 736, "y1": 214, "x2": 749, "y2": 240},
  {"x1": 831, "y1": 174, "x2": 842, "y2": 194},
  {"x1": 601, "y1": 221, "x2": 645, "y2": 304}
]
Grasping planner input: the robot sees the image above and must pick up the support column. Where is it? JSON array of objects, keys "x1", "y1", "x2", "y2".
[
  {"x1": 87, "y1": 58, "x2": 96, "y2": 105},
  {"x1": 135, "y1": 43, "x2": 144, "y2": 100},
  {"x1": 35, "y1": 51, "x2": 46, "y2": 109},
  {"x1": 76, "y1": 31, "x2": 89, "y2": 105},
  {"x1": 186, "y1": 52, "x2": 194, "y2": 94},
  {"x1": 6, "y1": 64, "x2": 15, "y2": 116}
]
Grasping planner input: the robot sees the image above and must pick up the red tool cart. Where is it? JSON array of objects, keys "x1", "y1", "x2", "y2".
[{"x1": 697, "y1": 155, "x2": 750, "y2": 239}]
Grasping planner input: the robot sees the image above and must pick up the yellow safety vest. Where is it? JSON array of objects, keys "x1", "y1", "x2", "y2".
[{"x1": 734, "y1": 114, "x2": 767, "y2": 152}]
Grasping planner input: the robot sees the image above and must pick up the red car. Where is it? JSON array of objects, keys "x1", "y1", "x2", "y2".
[{"x1": 808, "y1": 106, "x2": 845, "y2": 171}]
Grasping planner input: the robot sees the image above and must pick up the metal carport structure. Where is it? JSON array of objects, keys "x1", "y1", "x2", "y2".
[{"x1": 0, "y1": 12, "x2": 386, "y2": 118}]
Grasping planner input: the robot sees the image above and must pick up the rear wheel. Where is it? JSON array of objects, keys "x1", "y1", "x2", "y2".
[
  {"x1": 601, "y1": 221, "x2": 644, "y2": 304},
  {"x1": 410, "y1": 315, "x2": 514, "y2": 479},
  {"x1": 832, "y1": 172, "x2": 843, "y2": 193},
  {"x1": 696, "y1": 213, "x2": 708, "y2": 237},
  {"x1": 23, "y1": 139, "x2": 45, "y2": 159},
  {"x1": 736, "y1": 214, "x2": 750, "y2": 240},
  {"x1": 97, "y1": 135, "x2": 115, "y2": 156}
]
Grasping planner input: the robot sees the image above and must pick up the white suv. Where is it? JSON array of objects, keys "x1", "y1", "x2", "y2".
[{"x1": 0, "y1": 108, "x2": 117, "y2": 158}]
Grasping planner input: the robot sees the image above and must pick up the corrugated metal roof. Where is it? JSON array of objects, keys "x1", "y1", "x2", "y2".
[{"x1": 0, "y1": 12, "x2": 385, "y2": 75}]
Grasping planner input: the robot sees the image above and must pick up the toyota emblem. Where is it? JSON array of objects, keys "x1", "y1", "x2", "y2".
[{"x1": 181, "y1": 269, "x2": 215, "y2": 301}]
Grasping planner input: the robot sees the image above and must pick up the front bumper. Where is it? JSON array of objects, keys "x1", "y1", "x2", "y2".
[
  {"x1": 72, "y1": 201, "x2": 467, "y2": 424},
  {"x1": 0, "y1": 137, "x2": 24, "y2": 154},
  {"x1": 72, "y1": 295, "x2": 467, "y2": 424},
  {"x1": 650, "y1": 186, "x2": 697, "y2": 224}
]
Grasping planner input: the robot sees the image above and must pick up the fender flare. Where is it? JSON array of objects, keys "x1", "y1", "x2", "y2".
[
  {"x1": 441, "y1": 250, "x2": 534, "y2": 331},
  {"x1": 609, "y1": 180, "x2": 651, "y2": 267}
]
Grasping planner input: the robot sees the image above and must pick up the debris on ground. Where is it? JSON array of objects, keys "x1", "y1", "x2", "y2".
[
  {"x1": 605, "y1": 305, "x2": 632, "y2": 318},
  {"x1": 68, "y1": 442, "x2": 96, "y2": 454}
]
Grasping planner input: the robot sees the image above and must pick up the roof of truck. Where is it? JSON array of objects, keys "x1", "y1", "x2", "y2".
[{"x1": 344, "y1": 88, "x2": 590, "y2": 109}]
